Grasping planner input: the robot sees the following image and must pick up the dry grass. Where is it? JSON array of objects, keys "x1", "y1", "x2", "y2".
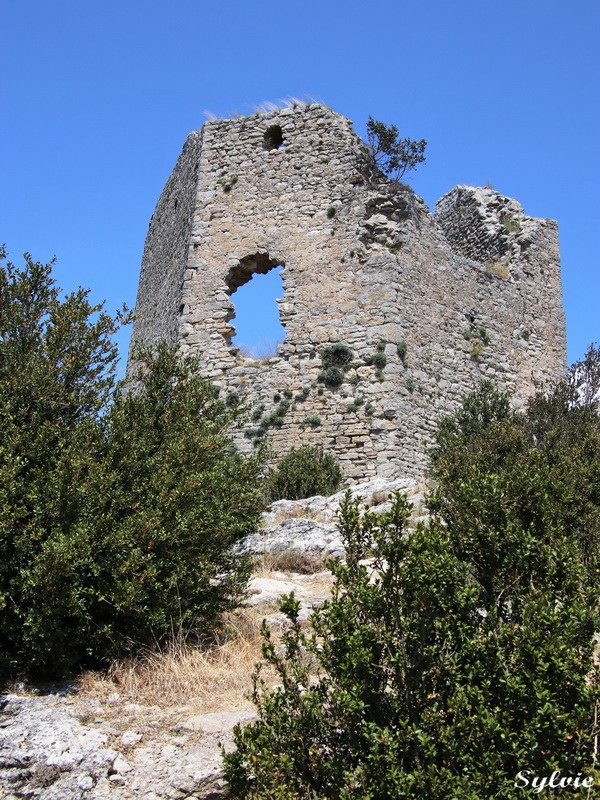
[
  {"x1": 78, "y1": 607, "x2": 276, "y2": 714},
  {"x1": 236, "y1": 339, "x2": 281, "y2": 364},
  {"x1": 261, "y1": 505, "x2": 330, "y2": 527},
  {"x1": 254, "y1": 551, "x2": 328, "y2": 575}
]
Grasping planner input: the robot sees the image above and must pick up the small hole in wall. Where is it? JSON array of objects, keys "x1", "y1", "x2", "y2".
[
  {"x1": 263, "y1": 125, "x2": 284, "y2": 150},
  {"x1": 225, "y1": 253, "x2": 285, "y2": 359}
]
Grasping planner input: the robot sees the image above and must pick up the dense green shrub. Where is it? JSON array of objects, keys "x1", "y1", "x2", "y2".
[
  {"x1": 224, "y1": 358, "x2": 600, "y2": 798},
  {"x1": 317, "y1": 365, "x2": 344, "y2": 387},
  {"x1": 265, "y1": 445, "x2": 343, "y2": 501},
  {"x1": 320, "y1": 343, "x2": 353, "y2": 370},
  {"x1": 0, "y1": 251, "x2": 265, "y2": 676}
]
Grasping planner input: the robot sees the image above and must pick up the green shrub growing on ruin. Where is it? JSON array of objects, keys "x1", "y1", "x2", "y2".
[
  {"x1": 265, "y1": 445, "x2": 342, "y2": 502},
  {"x1": 397, "y1": 340, "x2": 408, "y2": 364},
  {"x1": 224, "y1": 360, "x2": 600, "y2": 798},
  {"x1": 317, "y1": 365, "x2": 344, "y2": 387},
  {"x1": 0, "y1": 251, "x2": 265, "y2": 676},
  {"x1": 366, "y1": 116, "x2": 427, "y2": 181},
  {"x1": 321, "y1": 343, "x2": 353, "y2": 370}
]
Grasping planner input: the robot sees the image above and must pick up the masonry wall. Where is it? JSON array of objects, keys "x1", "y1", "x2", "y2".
[{"x1": 129, "y1": 103, "x2": 567, "y2": 482}]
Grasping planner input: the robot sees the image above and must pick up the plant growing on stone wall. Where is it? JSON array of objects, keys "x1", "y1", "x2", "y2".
[
  {"x1": 405, "y1": 377, "x2": 415, "y2": 392},
  {"x1": 346, "y1": 396, "x2": 365, "y2": 414},
  {"x1": 365, "y1": 350, "x2": 387, "y2": 370},
  {"x1": 299, "y1": 415, "x2": 321, "y2": 430},
  {"x1": 501, "y1": 212, "x2": 521, "y2": 233},
  {"x1": 366, "y1": 116, "x2": 427, "y2": 181},
  {"x1": 318, "y1": 344, "x2": 354, "y2": 388},
  {"x1": 397, "y1": 340, "x2": 408, "y2": 365},
  {"x1": 217, "y1": 174, "x2": 238, "y2": 192},
  {"x1": 365, "y1": 402, "x2": 375, "y2": 416},
  {"x1": 318, "y1": 366, "x2": 345, "y2": 387},
  {"x1": 321, "y1": 343, "x2": 353, "y2": 370},
  {"x1": 294, "y1": 386, "x2": 310, "y2": 402}
]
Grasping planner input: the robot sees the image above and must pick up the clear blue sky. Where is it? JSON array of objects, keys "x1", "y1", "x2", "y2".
[{"x1": 2, "y1": 0, "x2": 598, "y2": 373}]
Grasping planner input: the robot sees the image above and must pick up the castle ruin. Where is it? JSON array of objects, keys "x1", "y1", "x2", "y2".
[{"x1": 128, "y1": 103, "x2": 566, "y2": 481}]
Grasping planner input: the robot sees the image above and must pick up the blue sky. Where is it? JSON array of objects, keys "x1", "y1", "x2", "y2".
[{"x1": 2, "y1": 0, "x2": 598, "y2": 373}]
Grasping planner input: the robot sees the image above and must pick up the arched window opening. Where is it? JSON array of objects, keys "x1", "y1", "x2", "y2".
[
  {"x1": 263, "y1": 125, "x2": 284, "y2": 150},
  {"x1": 225, "y1": 253, "x2": 285, "y2": 359}
]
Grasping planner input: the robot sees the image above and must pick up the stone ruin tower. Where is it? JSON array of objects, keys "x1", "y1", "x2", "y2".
[{"x1": 128, "y1": 103, "x2": 566, "y2": 482}]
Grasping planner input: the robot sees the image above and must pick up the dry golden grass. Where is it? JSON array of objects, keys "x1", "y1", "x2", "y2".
[
  {"x1": 78, "y1": 607, "x2": 277, "y2": 714},
  {"x1": 254, "y1": 551, "x2": 328, "y2": 575},
  {"x1": 260, "y1": 505, "x2": 330, "y2": 527}
]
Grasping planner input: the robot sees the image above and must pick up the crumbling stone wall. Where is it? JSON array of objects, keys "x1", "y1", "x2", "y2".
[{"x1": 128, "y1": 103, "x2": 566, "y2": 481}]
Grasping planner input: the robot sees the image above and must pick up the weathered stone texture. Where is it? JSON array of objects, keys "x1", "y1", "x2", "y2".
[{"x1": 128, "y1": 104, "x2": 567, "y2": 481}]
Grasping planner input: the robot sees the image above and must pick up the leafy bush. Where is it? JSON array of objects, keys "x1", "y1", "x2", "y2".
[
  {"x1": 397, "y1": 340, "x2": 408, "y2": 364},
  {"x1": 224, "y1": 360, "x2": 600, "y2": 798},
  {"x1": 265, "y1": 446, "x2": 343, "y2": 501},
  {"x1": 0, "y1": 251, "x2": 265, "y2": 676},
  {"x1": 365, "y1": 351, "x2": 387, "y2": 369},
  {"x1": 320, "y1": 343, "x2": 353, "y2": 370},
  {"x1": 317, "y1": 365, "x2": 344, "y2": 387}
]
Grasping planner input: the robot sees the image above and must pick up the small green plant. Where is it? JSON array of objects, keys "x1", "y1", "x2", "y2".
[
  {"x1": 251, "y1": 404, "x2": 265, "y2": 421},
  {"x1": 321, "y1": 343, "x2": 353, "y2": 370},
  {"x1": 397, "y1": 340, "x2": 408, "y2": 364},
  {"x1": 366, "y1": 351, "x2": 387, "y2": 369},
  {"x1": 317, "y1": 386, "x2": 324, "y2": 396},
  {"x1": 317, "y1": 366, "x2": 344, "y2": 387},
  {"x1": 470, "y1": 340, "x2": 484, "y2": 358},
  {"x1": 387, "y1": 245, "x2": 399, "y2": 254},
  {"x1": 225, "y1": 391, "x2": 240, "y2": 407},
  {"x1": 326, "y1": 206, "x2": 336, "y2": 219},
  {"x1": 299, "y1": 415, "x2": 321, "y2": 429},
  {"x1": 318, "y1": 344, "x2": 353, "y2": 389},
  {"x1": 217, "y1": 174, "x2": 238, "y2": 192},
  {"x1": 478, "y1": 326, "x2": 490, "y2": 345},
  {"x1": 294, "y1": 387, "x2": 310, "y2": 402},
  {"x1": 365, "y1": 402, "x2": 375, "y2": 415},
  {"x1": 283, "y1": 388, "x2": 293, "y2": 400},
  {"x1": 346, "y1": 396, "x2": 365, "y2": 413},
  {"x1": 405, "y1": 377, "x2": 415, "y2": 392},
  {"x1": 375, "y1": 368, "x2": 385, "y2": 382},
  {"x1": 521, "y1": 328, "x2": 531, "y2": 341},
  {"x1": 348, "y1": 373, "x2": 361, "y2": 387},
  {"x1": 273, "y1": 392, "x2": 281, "y2": 402},
  {"x1": 320, "y1": 157, "x2": 330, "y2": 164},
  {"x1": 264, "y1": 446, "x2": 342, "y2": 501},
  {"x1": 502, "y1": 213, "x2": 521, "y2": 233}
]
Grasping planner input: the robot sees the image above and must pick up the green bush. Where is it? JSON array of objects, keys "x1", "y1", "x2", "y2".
[
  {"x1": 317, "y1": 365, "x2": 344, "y2": 387},
  {"x1": 224, "y1": 359, "x2": 600, "y2": 798},
  {"x1": 265, "y1": 445, "x2": 342, "y2": 501},
  {"x1": 365, "y1": 351, "x2": 387, "y2": 369},
  {"x1": 320, "y1": 343, "x2": 353, "y2": 370},
  {"x1": 0, "y1": 251, "x2": 265, "y2": 676}
]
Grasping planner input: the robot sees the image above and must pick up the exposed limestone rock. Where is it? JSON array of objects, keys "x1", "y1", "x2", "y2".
[{"x1": 0, "y1": 690, "x2": 257, "y2": 799}]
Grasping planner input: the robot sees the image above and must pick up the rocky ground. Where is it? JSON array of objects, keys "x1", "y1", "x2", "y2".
[{"x1": 0, "y1": 479, "x2": 426, "y2": 799}]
